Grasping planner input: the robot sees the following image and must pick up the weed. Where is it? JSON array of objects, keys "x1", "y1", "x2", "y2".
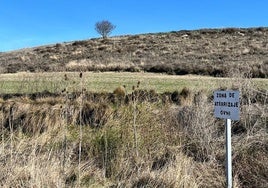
[{"x1": 0, "y1": 69, "x2": 266, "y2": 187}]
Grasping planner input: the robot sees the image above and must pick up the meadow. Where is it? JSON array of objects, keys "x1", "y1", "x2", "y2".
[
  {"x1": 0, "y1": 71, "x2": 267, "y2": 94},
  {"x1": 0, "y1": 71, "x2": 267, "y2": 187}
]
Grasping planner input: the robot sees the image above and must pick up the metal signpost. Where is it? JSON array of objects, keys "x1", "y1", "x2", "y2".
[{"x1": 214, "y1": 90, "x2": 240, "y2": 188}]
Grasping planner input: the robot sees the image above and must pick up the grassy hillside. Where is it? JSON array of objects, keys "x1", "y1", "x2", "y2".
[
  {"x1": 0, "y1": 27, "x2": 268, "y2": 77},
  {"x1": 0, "y1": 27, "x2": 267, "y2": 187}
]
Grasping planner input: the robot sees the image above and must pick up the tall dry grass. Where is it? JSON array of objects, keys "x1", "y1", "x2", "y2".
[{"x1": 0, "y1": 70, "x2": 267, "y2": 187}]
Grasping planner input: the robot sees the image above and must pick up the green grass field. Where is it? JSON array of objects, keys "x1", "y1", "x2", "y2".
[{"x1": 0, "y1": 72, "x2": 267, "y2": 94}]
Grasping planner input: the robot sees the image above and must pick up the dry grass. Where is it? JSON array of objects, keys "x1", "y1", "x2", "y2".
[
  {"x1": 0, "y1": 27, "x2": 267, "y2": 187},
  {"x1": 1, "y1": 28, "x2": 268, "y2": 77},
  {"x1": 0, "y1": 70, "x2": 267, "y2": 187}
]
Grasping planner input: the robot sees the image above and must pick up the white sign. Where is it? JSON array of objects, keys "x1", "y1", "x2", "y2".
[{"x1": 214, "y1": 90, "x2": 240, "y2": 120}]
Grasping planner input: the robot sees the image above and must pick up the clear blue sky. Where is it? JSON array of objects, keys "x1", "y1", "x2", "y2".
[{"x1": 1, "y1": 0, "x2": 267, "y2": 52}]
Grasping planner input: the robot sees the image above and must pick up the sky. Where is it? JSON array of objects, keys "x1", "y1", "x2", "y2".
[{"x1": 1, "y1": 0, "x2": 267, "y2": 52}]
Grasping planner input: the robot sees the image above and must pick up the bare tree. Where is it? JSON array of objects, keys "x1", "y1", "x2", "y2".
[{"x1": 95, "y1": 20, "x2": 116, "y2": 38}]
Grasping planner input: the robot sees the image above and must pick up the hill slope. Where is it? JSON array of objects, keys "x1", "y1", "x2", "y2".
[{"x1": 1, "y1": 27, "x2": 268, "y2": 77}]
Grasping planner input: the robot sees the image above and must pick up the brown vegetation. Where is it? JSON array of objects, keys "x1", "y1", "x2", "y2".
[
  {"x1": 0, "y1": 27, "x2": 268, "y2": 77},
  {"x1": 0, "y1": 77, "x2": 267, "y2": 187},
  {"x1": 0, "y1": 27, "x2": 267, "y2": 187}
]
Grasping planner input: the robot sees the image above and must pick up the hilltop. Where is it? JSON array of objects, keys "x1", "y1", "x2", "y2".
[{"x1": 0, "y1": 27, "x2": 268, "y2": 77}]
